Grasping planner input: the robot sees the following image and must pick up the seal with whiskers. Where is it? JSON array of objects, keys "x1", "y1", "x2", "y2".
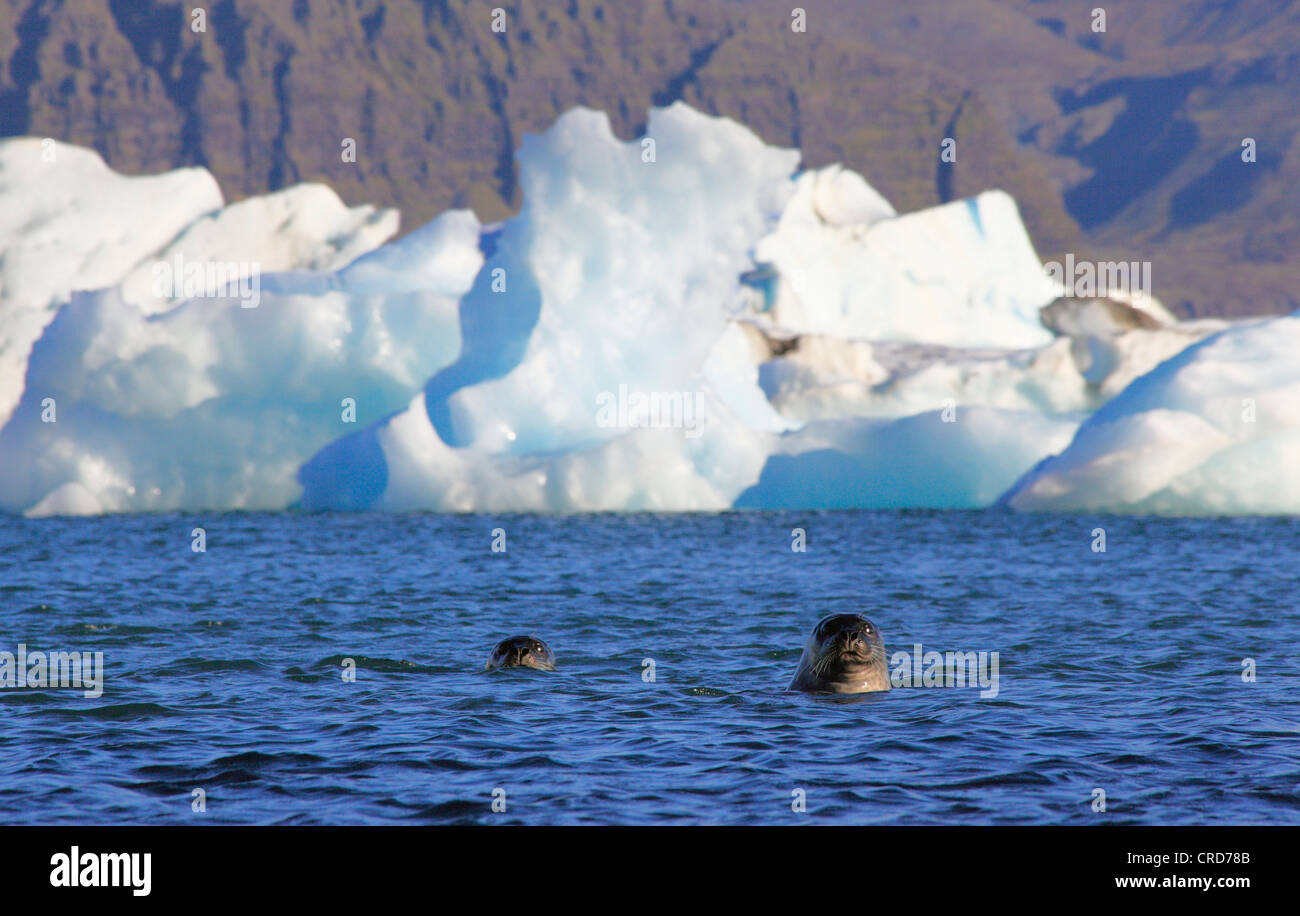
[{"x1": 788, "y1": 614, "x2": 890, "y2": 694}]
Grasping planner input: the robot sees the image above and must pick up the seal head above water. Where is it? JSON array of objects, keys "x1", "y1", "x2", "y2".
[
  {"x1": 485, "y1": 635, "x2": 556, "y2": 671},
  {"x1": 788, "y1": 613, "x2": 890, "y2": 694}
]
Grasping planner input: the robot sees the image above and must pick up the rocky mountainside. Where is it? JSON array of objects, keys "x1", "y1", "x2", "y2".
[
  {"x1": 2, "y1": 0, "x2": 1296, "y2": 318},
  {"x1": 834, "y1": 0, "x2": 1300, "y2": 317}
]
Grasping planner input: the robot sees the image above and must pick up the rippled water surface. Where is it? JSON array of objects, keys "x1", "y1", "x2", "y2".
[{"x1": 1, "y1": 510, "x2": 1297, "y2": 824}]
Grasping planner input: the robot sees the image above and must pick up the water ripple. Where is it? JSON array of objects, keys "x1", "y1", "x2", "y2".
[{"x1": 0, "y1": 509, "x2": 1296, "y2": 824}]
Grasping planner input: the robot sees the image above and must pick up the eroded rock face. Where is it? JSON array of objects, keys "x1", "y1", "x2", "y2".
[{"x1": 5, "y1": 1, "x2": 1297, "y2": 320}]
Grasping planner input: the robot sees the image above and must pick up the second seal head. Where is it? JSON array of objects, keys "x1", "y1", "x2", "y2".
[{"x1": 486, "y1": 635, "x2": 556, "y2": 672}]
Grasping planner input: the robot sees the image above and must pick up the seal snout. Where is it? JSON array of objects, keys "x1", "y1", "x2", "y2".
[
  {"x1": 486, "y1": 635, "x2": 557, "y2": 672},
  {"x1": 836, "y1": 628, "x2": 865, "y2": 650},
  {"x1": 821, "y1": 615, "x2": 877, "y2": 656}
]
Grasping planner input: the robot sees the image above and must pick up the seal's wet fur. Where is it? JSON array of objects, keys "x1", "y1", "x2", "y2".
[
  {"x1": 788, "y1": 614, "x2": 890, "y2": 693},
  {"x1": 485, "y1": 635, "x2": 556, "y2": 671}
]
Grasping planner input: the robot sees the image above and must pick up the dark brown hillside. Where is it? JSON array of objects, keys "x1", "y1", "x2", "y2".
[{"x1": 2, "y1": 0, "x2": 1296, "y2": 317}]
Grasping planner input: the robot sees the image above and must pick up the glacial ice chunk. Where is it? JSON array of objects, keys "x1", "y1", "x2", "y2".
[
  {"x1": 748, "y1": 179, "x2": 1058, "y2": 348},
  {"x1": 420, "y1": 103, "x2": 800, "y2": 456},
  {"x1": 0, "y1": 137, "x2": 400, "y2": 427},
  {"x1": 738, "y1": 407, "x2": 1080, "y2": 509},
  {"x1": 1003, "y1": 315, "x2": 1300, "y2": 515},
  {"x1": 0, "y1": 209, "x2": 481, "y2": 515}
]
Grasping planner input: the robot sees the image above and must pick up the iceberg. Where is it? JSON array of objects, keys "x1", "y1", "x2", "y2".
[
  {"x1": 0, "y1": 139, "x2": 400, "y2": 428},
  {"x1": 300, "y1": 105, "x2": 801, "y2": 511},
  {"x1": 0, "y1": 207, "x2": 481, "y2": 515},
  {"x1": 2, "y1": 102, "x2": 1286, "y2": 517},
  {"x1": 1003, "y1": 315, "x2": 1300, "y2": 515},
  {"x1": 746, "y1": 172, "x2": 1058, "y2": 349},
  {"x1": 298, "y1": 104, "x2": 1071, "y2": 511}
]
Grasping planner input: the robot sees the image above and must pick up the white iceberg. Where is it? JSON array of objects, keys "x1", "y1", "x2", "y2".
[
  {"x1": 5, "y1": 103, "x2": 1283, "y2": 517},
  {"x1": 746, "y1": 173, "x2": 1058, "y2": 348},
  {"x1": 1003, "y1": 315, "x2": 1300, "y2": 515},
  {"x1": 0, "y1": 208, "x2": 481, "y2": 515},
  {"x1": 298, "y1": 104, "x2": 1073, "y2": 512},
  {"x1": 0, "y1": 137, "x2": 399, "y2": 428},
  {"x1": 300, "y1": 104, "x2": 801, "y2": 510}
]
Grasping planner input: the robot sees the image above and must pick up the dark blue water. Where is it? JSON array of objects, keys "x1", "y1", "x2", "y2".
[{"x1": 1, "y1": 510, "x2": 1296, "y2": 825}]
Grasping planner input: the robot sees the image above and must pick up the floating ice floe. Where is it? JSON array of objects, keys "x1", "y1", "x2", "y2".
[
  {"x1": 746, "y1": 173, "x2": 1059, "y2": 349},
  {"x1": 0, "y1": 104, "x2": 1289, "y2": 516},
  {"x1": 0, "y1": 202, "x2": 480, "y2": 515},
  {"x1": 299, "y1": 103, "x2": 1075, "y2": 512},
  {"x1": 0, "y1": 138, "x2": 400, "y2": 427},
  {"x1": 1002, "y1": 314, "x2": 1300, "y2": 515}
]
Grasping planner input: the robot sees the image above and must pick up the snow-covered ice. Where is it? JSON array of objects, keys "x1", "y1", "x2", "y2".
[
  {"x1": 0, "y1": 104, "x2": 1290, "y2": 517},
  {"x1": 1003, "y1": 315, "x2": 1300, "y2": 515},
  {"x1": 747, "y1": 175, "x2": 1058, "y2": 348},
  {"x1": 0, "y1": 206, "x2": 480, "y2": 515}
]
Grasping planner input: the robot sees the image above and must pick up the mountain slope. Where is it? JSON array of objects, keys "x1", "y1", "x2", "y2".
[{"x1": 2, "y1": 0, "x2": 1296, "y2": 318}]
